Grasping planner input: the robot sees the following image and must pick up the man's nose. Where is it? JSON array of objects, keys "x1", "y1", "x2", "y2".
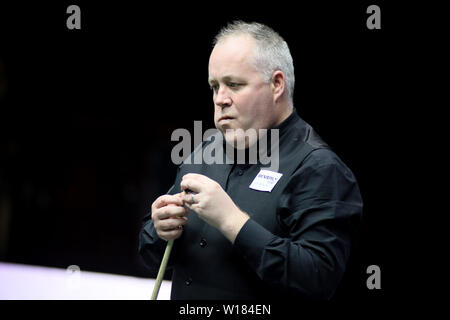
[{"x1": 214, "y1": 86, "x2": 232, "y2": 107}]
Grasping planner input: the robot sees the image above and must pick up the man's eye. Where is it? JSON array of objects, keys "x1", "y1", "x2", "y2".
[
  {"x1": 210, "y1": 84, "x2": 219, "y2": 92},
  {"x1": 228, "y1": 82, "x2": 240, "y2": 88}
]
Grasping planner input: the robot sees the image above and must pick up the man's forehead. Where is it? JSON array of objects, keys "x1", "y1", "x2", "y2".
[
  {"x1": 209, "y1": 34, "x2": 257, "y2": 81},
  {"x1": 211, "y1": 34, "x2": 255, "y2": 61}
]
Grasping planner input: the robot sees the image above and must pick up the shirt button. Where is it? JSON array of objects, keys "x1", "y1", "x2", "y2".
[
  {"x1": 185, "y1": 278, "x2": 192, "y2": 286},
  {"x1": 199, "y1": 238, "x2": 207, "y2": 248},
  {"x1": 238, "y1": 170, "x2": 244, "y2": 176}
]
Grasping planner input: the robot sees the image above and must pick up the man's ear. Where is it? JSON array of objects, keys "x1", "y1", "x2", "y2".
[{"x1": 270, "y1": 70, "x2": 286, "y2": 103}]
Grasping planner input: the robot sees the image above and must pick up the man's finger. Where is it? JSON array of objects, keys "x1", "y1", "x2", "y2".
[
  {"x1": 159, "y1": 217, "x2": 188, "y2": 231},
  {"x1": 180, "y1": 177, "x2": 202, "y2": 194},
  {"x1": 153, "y1": 194, "x2": 184, "y2": 209},
  {"x1": 181, "y1": 192, "x2": 197, "y2": 205},
  {"x1": 157, "y1": 205, "x2": 189, "y2": 220},
  {"x1": 158, "y1": 228, "x2": 183, "y2": 241}
]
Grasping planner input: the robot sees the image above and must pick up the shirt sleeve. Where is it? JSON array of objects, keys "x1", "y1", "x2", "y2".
[
  {"x1": 138, "y1": 211, "x2": 169, "y2": 273},
  {"x1": 233, "y1": 150, "x2": 363, "y2": 300},
  {"x1": 138, "y1": 184, "x2": 177, "y2": 274}
]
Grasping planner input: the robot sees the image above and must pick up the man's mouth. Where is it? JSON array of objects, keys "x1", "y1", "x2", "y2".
[{"x1": 218, "y1": 116, "x2": 234, "y2": 122}]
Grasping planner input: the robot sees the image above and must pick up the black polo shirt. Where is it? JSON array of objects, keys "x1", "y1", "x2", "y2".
[{"x1": 139, "y1": 109, "x2": 363, "y2": 300}]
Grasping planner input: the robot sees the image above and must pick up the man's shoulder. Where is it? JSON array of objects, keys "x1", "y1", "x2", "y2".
[
  {"x1": 304, "y1": 147, "x2": 338, "y2": 165},
  {"x1": 290, "y1": 116, "x2": 346, "y2": 170},
  {"x1": 301, "y1": 147, "x2": 352, "y2": 176}
]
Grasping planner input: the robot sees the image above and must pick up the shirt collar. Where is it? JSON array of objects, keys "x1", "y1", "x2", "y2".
[{"x1": 273, "y1": 107, "x2": 299, "y2": 133}]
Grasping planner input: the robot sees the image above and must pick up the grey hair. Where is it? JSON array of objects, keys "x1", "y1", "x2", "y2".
[{"x1": 213, "y1": 21, "x2": 295, "y2": 105}]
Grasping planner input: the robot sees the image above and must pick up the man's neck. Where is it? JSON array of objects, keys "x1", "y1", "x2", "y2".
[{"x1": 273, "y1": 104, "x2": 294, "y2": 128}]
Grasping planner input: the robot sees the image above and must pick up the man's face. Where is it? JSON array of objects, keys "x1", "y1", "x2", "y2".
[{"x1": 208, "y1": 34, "x2": 276, "y2": 148}]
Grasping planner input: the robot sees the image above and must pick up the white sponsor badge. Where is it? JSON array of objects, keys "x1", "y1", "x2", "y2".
[{"x1": 249, "y1": 169, "x2": 283, "y2": 192}]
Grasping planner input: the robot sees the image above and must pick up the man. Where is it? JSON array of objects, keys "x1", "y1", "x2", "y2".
[{"x1": 139, "y1": 21, "x2": 362, "y2": 300}]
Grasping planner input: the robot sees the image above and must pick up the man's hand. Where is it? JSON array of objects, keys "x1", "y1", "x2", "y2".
[
  {"x1": 180, "y1": 173, "x2": 249, "y2": 243},
  {"x1": 151, "y1": 193, "x2": 189, "y2": 241}
]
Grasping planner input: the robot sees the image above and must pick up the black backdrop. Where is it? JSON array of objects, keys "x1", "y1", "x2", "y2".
[{"x1": 0, "y1": 1, "x2": 426, "y2": 304}]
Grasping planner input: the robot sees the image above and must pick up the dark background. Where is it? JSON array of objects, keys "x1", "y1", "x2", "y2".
[{"x1": 0, "y1": 1, "x2": 427, "y2": 303}]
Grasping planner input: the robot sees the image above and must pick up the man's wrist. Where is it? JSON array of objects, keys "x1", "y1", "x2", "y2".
[{"x1": 220, "y1": 208, "x2": 250, "y2": 244}]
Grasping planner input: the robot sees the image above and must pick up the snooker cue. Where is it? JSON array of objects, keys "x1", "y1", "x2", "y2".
[
  {"x1": 150, "y1": 190, "x2": 193, "y2": 300},
  {"x1": 150, "y1": 239, "x2": 174, "y2": 300}
]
